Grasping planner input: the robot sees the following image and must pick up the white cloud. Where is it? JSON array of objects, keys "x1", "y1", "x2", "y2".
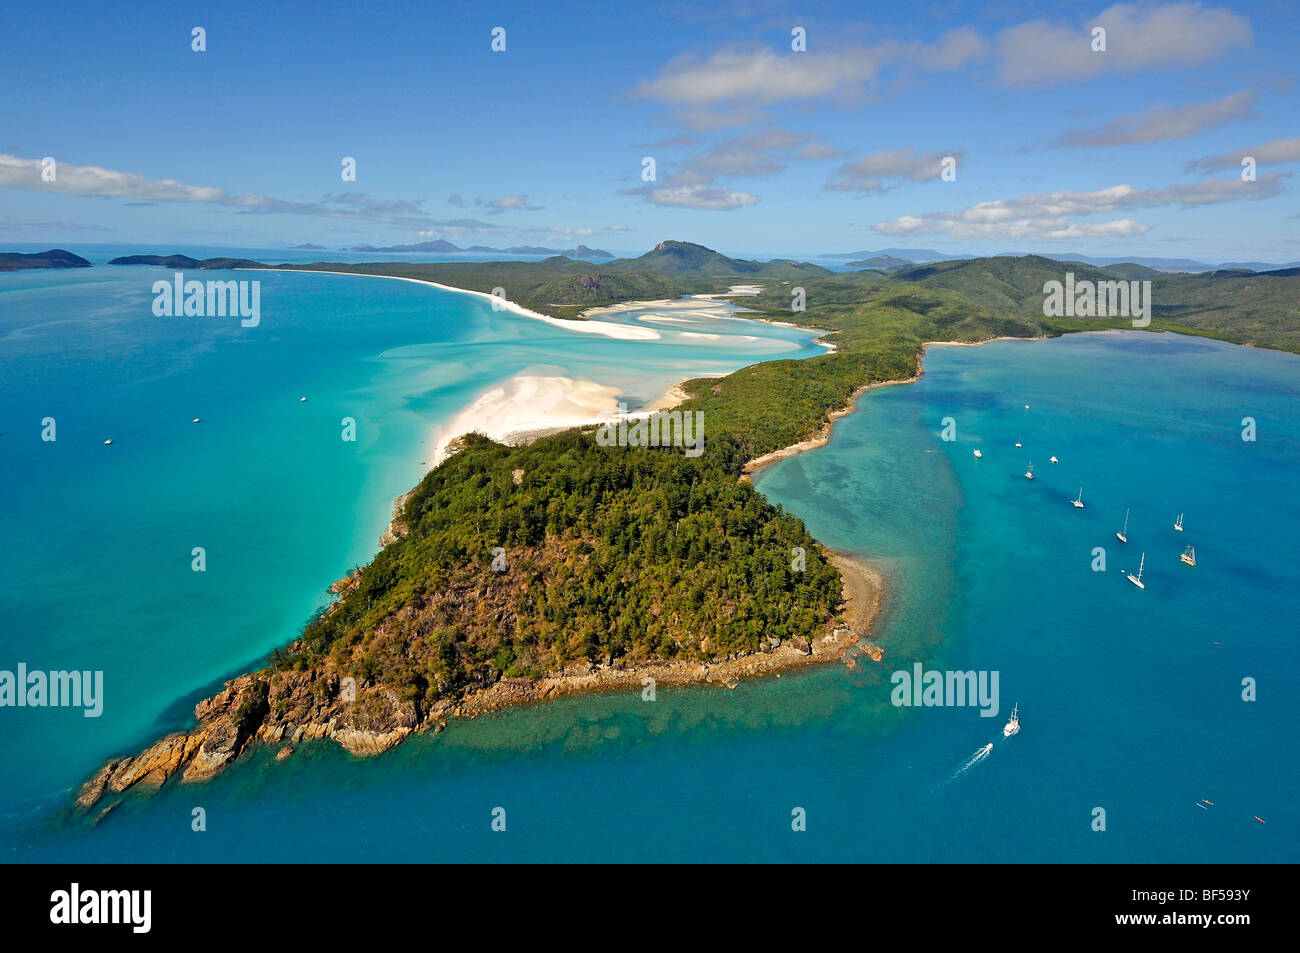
[
  {"x1": 827, "y1": 147, "x2": 962, "y2": 192},
  {"x1": 644, "y1": 184, "x2": 759, "y2": 210},
  {"x1": 633, "y1": 30, "x2": 987, "y2": 113},
  {"x1": 633, "y1": 47, "x2": 884, "y2": 106},
  {"x1": 1185, "y1": 136, "x2": 1300, "y2": 173},
  {"x1": 481, "y1": 194, "x2": 543, "y2": 213},
  {"x1": 1054, "y1": 90, "x2": 1256, "y2": 147},
  {"x1": 884, "y1": 27, "x2": 990, "y2": 71},
  {"x1": 995, "y1": 3, "x2": 1252, "y2": 87},
  {"x1": 874, "y1": 175, "x2": 1285, "y2": 239}
]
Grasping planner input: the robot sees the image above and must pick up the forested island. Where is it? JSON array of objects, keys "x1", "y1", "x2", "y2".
[
  {"x1": 0, "y1": 249, "x2": 91, "y2": 271},
  {"x1": 74, "y1": 241, "x2": 1300, "y2": 814}
]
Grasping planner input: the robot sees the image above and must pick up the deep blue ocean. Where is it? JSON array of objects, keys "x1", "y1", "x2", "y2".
[{"x1": 2, "y1": 253, "x2": 1295, "y2": 862}]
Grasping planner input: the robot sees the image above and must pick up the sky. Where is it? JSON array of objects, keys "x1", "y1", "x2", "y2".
[{"x1": 1, "y1": 0, "x2": 1297, "y2": 261}]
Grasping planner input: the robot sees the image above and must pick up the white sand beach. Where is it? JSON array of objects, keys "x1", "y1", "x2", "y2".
[
  {"x1": 428, "y1": 375, "x2": 625, "y2": 466},
  {"x1": 247, "y1": 268, "x2": 660, "y2": 341}
]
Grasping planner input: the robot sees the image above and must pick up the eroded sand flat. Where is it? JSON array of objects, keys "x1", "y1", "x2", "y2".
[{"x1": 428, "y1": 375, "x2": 624, "y2": 466}]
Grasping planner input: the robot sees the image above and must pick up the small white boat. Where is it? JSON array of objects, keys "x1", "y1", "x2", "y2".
[
  {"x1": 1015, "y1": 439, "x2": 1022, "y2": 448},
  {"x1": 1024, "y1": 462, "x2": 1035, "y2": 480},
  {"x1": 1071, "y1": 488, "x2": 1084, "y2": 509},
  {"x1": 299, "y1": 396, "x2": 308, "y2": 402},
  {"x1": 192, "y1": 417, "x2": 201, "y2": 423},
  {"x1": 1181, "y1": 545, "x2": 1196, "y2": 567},
  {"x1": 103, "y1": 438, "x2": 113, "y2": 445},
  {"x1": 1050, "y1": 455, "x2": 1059, "y2": 464},
  {"x1": 1003, "y1": 702, "x2": 1020, "y2": 737},
  {"x1": 1174, "y1": 513, "x2": 1184, "y2": 532},
  {"x1": 1116, "y1": 508, "x2": 1130, "y2": 544},
  {"x1": 1127, "y1": 552, "x2": 1146, "y2": 589},
  {"x1": 973, "y1": 449, "x2": 982, "y2": 458}
]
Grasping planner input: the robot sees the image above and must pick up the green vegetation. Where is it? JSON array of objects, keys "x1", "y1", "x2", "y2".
[
  {"x1": 883, "y1": 255, "x2": 1300, "y2": 352},
  {"x1": 607, "y1": 239, "x2": 833, "y2": 281},
  {"x1": 276, "y1": 257, "x2": 720, "y2": 320},
  {"x1": 294, "y1": 431, "x2": 842, "y2": 699},
  {"x1": 108, "y1": 254, "x2": 264, "y2": 269},
  {"x1": 213, "y1": 243, "x2": 1297, "y2": 712},
  {"x1": 0, "y1": 248, "x2": 91, "y2": 271},
  {"x1": 275, "y1": 240, "x2": 833, "y2": 319}
]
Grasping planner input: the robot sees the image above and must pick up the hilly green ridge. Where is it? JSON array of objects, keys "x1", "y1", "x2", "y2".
[
  {"x1": 0, "y1": 248, "x2": 91, "y2": 271},
  {"x1": 274, "y1": 257, "x2": 720, "y2": 319},
  {"x1": 109, "y1": 254, "x2": 265, "y2": 269},
  {"x1": 608, "y1": 239, "x2": 832, "y2": 281}
]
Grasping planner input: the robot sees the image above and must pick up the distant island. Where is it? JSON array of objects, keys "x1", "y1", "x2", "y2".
[
  {"x1": 108, "y1": 254, "x2": 265, "y2": 269},
  {"x1": 0, "y1": 249, "x2": 91, "y2": 271},
  {"x1": 846, "y1": 254, "x2": 915, "y2": 271},
  {"x1": 349, "y1": 239, "x2": 614, "y2": 258},
  {"x1": 290, "y1": 243, "x2": 326, "y2": 250}
]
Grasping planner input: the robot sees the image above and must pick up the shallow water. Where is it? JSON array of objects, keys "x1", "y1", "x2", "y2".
[{"x1": 3, "y1": 269, "x2": 1295, "y2": 861}]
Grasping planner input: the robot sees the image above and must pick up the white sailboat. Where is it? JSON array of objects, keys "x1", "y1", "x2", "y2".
[
  {"x1": 1181, "y1": 545, "x2": 1196, "y2": 567},
  {"x1": 1116, "y1": 508, "x2": 1129, "y2": 543},
  {"x1": 1071, "y1": 487, "x2": 1084, "y2": 509},
  {"x1": 1003, "y1": 702, "x2": 1020, "y2": 737},
  {"x1": 1024, "y1": 462, "x2": 1034, "y2": 480},
  {"x1": 1015, "y1": 439, "x2": 1022, "y2": 448},
  {"x1": 973, "y1": 449, "x2": 982, "y2": 458},
  {"x1": 1050, "y1": 455, "x2": 1059, "y2": 463},
  {"x1": 1127, "y1": 552, "x2": 1146, "y2": 589},
  {"x1": 1174, "y1": 513, "x2": 1184, "y2": 532}
]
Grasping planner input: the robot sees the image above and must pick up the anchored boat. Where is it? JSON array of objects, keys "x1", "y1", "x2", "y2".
[
  {"x1": 1127, "y1": 552, "x2": 1146, "y2": 589},
  {"x1": 1003, "y1": 703, "x2": 1020, "y2": 737}
]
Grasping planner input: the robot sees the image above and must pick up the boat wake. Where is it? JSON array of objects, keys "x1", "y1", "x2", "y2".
[
  {"x1": 926, "y1": 742, "x2": 997, "y2": 796},
  {"x1": 951, "y1": 742, "x2": 995, "y2": 779}
]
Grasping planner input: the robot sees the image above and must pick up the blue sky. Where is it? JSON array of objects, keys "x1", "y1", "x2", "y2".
[{"x1": 1, "y1": 0, "x2": 1297, "y2": 260}]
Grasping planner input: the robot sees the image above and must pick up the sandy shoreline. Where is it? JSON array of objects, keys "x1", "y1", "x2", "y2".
[
  {"x1": 741, "y1": 334, "x2": 1045, "y2": 480},
  {"x1": 246, "y1": 267, "x2": 661, "y2": 341},
  {"x1": 74, "y1": 537, "x2": 888, "y2": 814},
  {"x1": 74, "y1": 283, "x2": 912, "y2": 809}
]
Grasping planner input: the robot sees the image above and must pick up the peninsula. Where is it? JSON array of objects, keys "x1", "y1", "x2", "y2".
[{"x1": 74, "y1": 242, "x2": 1300, "y2": 812}]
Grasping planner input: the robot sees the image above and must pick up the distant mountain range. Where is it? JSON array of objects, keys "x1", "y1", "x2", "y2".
[
  {"x1": 0, "y1": 248, "x2": 91, "y2": 271},
  {"x1": 824, "y1": 247, "x2": 951, "y2": 262},
  {"x1": 844, "y1": 254, "x2": 915, "y2": 271},
  {"x1": 611, "y1": 240, "x2": 830, "y2": 280},
  {"x1": 347, "y1": 240, "x2": 614, "y2": 258},
  {"x1": 832, "y1": 247, "x2": 1300, "y2": 274}
]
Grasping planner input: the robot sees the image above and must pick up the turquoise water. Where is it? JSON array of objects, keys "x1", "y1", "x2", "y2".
[
  {"x1": 0, "y1": 261, "x2": 823, "y2": 858},
  {"x1": 2, "y1": 266, "x2": 1296, "y2": 862}
]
